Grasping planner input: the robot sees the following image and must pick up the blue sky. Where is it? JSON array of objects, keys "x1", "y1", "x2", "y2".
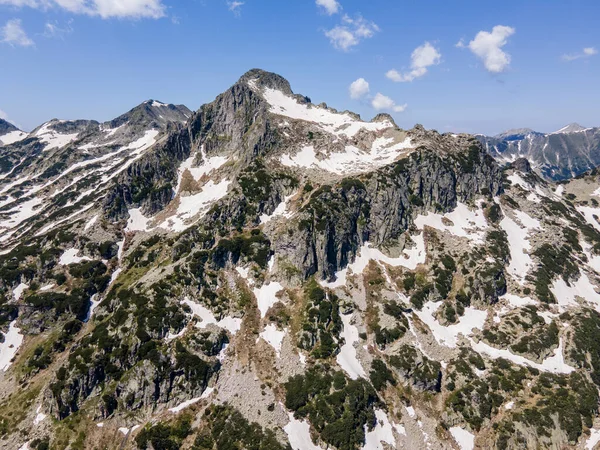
[{"x1": 0, "y1": 0, "x2": 598, "y2": 135}]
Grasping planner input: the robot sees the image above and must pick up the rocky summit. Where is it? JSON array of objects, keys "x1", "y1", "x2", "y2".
[{"x1": 2, "y1": 69, "x2": 600, "y2": 450}]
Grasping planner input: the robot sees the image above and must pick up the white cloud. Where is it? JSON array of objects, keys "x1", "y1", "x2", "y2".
[
  {"x1": 349, "y1": 78, "x2": 369, "y2": 99},
  {"x1": 371, "y1": 93, "x2": 407, "y2": 113},
  {"x1": 227, "y1": 1, "x2": 243, "y2": 16},
  {"x1": 325, "y1": 14, "x2": 379, "y2": 51},
  {"x1": 0, "y1": 109, "x2": 8, "y2": 120},
  {"x1": 316, "y1": 0, "x2": 339, "y2": 15},
  {"x1": 0, "y1": 0, "x2": 166, "y2": 19},
  {"x1": 386, "y1": 41, "x2": 441, "y2": 82},
  {"x1": 1, "y1": 18, "x2": 34, "y2": 47},
  {"x1": 42, "y1": 20, "x2": 73, "y2": 39},
  {"x1": 464, "y1": 25, "x2": 515, "y2": 73},
  {"x1": 562, "y1": 47, "x2": 598, "y2": 61}
]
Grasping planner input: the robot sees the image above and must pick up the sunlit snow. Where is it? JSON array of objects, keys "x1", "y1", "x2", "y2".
[
  {"x1": 337, "y1": 313, "x2": 366, "y2": 380},
  {"x1": 284, "y1": 412, "x2": 322, "y2": 450},
  {"x1": 58, "y1": 248, "x2": 91, "y2": 265},
  {"x1": 259, "y1": 324, "x2": 286, "y2": 358},
  {"x1": 182, "y1": 298, "x2": 242, "y2": 334},
  {"x1": 449, "y1": 427, "x2": 475, "y2": 450},
  {"x1": 0, "y1": 320, "x2": 24, "y2": 371},
  {"x1": 414, "y1": 202, "x2": 488, "y2": 245},
  {"x1": 253, "y1": 282, "x2": 284, "y2": 318},
  {"x1": 415, "y1": 301, "x2": 487, "y2": 348}
]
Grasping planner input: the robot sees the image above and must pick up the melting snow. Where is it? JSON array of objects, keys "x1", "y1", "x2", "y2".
[
  {"x1": 449, "y1": 427, "x2": 475, "y2": 450},
  {"x1": 13, "y1": 282, "x2": 28, "y2": 300},
  {"x1": 0, "y1": 130, "x2": 28, "y2": 146},
  {"x1": 337, "y1": 313, "x2": 366, "y2": 380},
  {"x1": 415, "y1": 301, "x2": 487, "y2": 348},
  {"x1": 84, "y1": 214, "x2": 98, "y2": 231},
  {"x1": 160, "y1": 179, "x2": 231, "y2": 232},
  {"x1": 0, "y1": 320, "x2": 24, "y2": 371},
  {"x1": 414, "y1": 202, "x2": 488, "y2": 245},
  {"x1": 168, "y1": 387, "x2": 214, "y2": 413},
  {"x1": 175, "y1": 146, "x2": 228, "y2": 194},
  {"x1": 322, "y1": 238, "x2": 425, "y2": 288},
  {"x1": 258, "y1": 85, "x2": 394, "y2": 138},
  {"x1": 363, "y1": 409, "x2": 398, "y2": 450},
  {"x1": 284, "y1": 412, "x2": 322, "y2": 450},
  {"x1": 259, "y1": 324, "x2": 286, "y2": 358},
  {"x1": 551, "y1": 270, "x2": 600, "y2": 310},
  {"x1": 500, "y1": 210, "x2": 540, "y2": 285},
  {"x1": 182, "y1": 298, "x2": 242, "y2": 334},
  {"x1": 36, "y1": 122, "x2": 79, "y2": 151},
  {"x1": 507, "y1": 173, "x2": 531, "y2": 191},
  {"x1": 472, "y1": 338, "x2": 575, "y2": 374},
  {"x1": 59, "y1": 248, "x2": 91, "y2": 265},
  {"x1": 260, "y1": 193, "x2": 295, "y2": 224},
  {"x1": 33, "y1": 406, "x2": 46, "y2": 425},
  {"x1": 253, "y1": 282, "x2": 284, "y2": 318},
  {"x1": 586, "y1": 428, "x2": 600, "y2": 450},
  {"x1": 280, "y1": 141, "x2": 412, "y2": 175},
  {"x1": 578, "y1": 206, "x2": 600, "y2": 232},
  {"x1": 125, "y1": 208, "x2": 151, "y2": 232}
]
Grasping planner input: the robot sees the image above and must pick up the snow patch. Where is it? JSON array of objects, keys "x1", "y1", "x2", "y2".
[
  {"x1": 322, "y1": 237, "x2": 425, "y2": 289},
  {"x1": 500, "y1": 210, "x2": 540, "y2": 285},
  {"x1": 259, "y1": 324, "x2": 286, "y2": 358},
  {"x1": 472, "y1": 337, "x2": 575, "y2": 374},
  {"x1": 0, "y1": 320, "x2": 24, "y2": 371},
  {"x1": 337, "y1": 313, "x2": 366, "y2": 380},
  {"x1": 551, "y1": 270, "x2": 600, "y2": 310},
  {"x1": 0, "y1": 130, "x2": 28, "y2": 146},
  {"x1": 414, "y1": 202, "x2": 488, "y2": 245},
  {"x1": 160, "y1": 179, "x2": 230, "y2": 232},
  {"x1": 182, "y1": 298, "x2": 242, "y2": 334},
  {"x1": 284, "y1": 412, "x2": 322, "y2": 450},
  {"x1": 415, "y1": 301, "x2": 487, "y2": 348},
  {"x1": 449, "y1": 427, "x2": 475, "y2": 450},
  {"x1": 13, "y1": 282, "x2": 28, "y2": 300},
  {"x1": 253, "y1": 282, "x2": 284, "y2": 318},
  {"x1": 59, "y1": 248, "x2": 91, "y2": 265},
  {"x1": 259, "y1": 85, "x2": 394, "y2": 138},
  {"x1": 260, "y1": 193, "x2": 295, "y2": 224},
  {"x1": 168, "y1": 387, "x2": 214, "y2": 413},
  {"x1": 84, "y1": 214, "x2": 98, "y2": 231},
  {"x1": 125, "y1": 208, "x2": 150, "y2": 232},
  {"x1": 363, "y1": 409, "x2": 397, "y2": 450},
  {"x1": 280, "y1": 140, "x2": 412, "y2": 175}
]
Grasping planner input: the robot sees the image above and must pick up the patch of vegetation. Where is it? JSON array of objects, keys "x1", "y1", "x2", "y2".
[
  {"x1": 284, "y1": 367, "x2": 378, "y2": 450},
  {"x1": 193, "y1": 404, "x2": 290, "y2": 450},
  {"x1": 298, "y1": 280, "x2": 343, "y2": 359}
]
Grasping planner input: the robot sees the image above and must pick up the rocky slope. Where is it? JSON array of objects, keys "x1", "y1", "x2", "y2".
[
  {"x1": 479, "y1": 124, "x2": 600, "y2": 181},
  {"x1": 2, "y1": 70, "x2": 600, "y2": 450}
]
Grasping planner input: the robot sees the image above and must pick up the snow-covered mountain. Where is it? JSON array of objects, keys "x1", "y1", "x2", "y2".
[
  {"x1": 3, "y1": 70, "x2": 600, "y2": 450},
  {"x1": 480, "y1": 124, "x2": 600, "y2": 180}
]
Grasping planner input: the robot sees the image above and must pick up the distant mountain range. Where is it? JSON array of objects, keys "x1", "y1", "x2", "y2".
[{"x1": 479, "y1": 123, "x2": 600, "y2": 180}]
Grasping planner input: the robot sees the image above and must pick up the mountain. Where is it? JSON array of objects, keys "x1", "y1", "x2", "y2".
[
  {"x1": 3, "y1": 69, "x2": 600, "y2": 449},
  {"x1": 0, "y1": 119, "x2": 28, "y2": 147},
  {"x1": 479, "y1": 125, "x2": 600, "y2": 180}
]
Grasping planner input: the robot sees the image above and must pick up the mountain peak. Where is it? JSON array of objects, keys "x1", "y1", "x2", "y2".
[
  {"x1": 0, "y1": 118, "x2": 19, "y2": 134},
  {"x1": 239, "y1": 68, "x2": 294, "y2": 96},
  {"x1": 108, "y1": 99, "x2": 191, "y2": 129},
  {"x1": 552, "y1": 123, "x2": 587, "y2": 134},
  {"x1": 494, "y1": 128, "x2": 538, "y2": 139}
]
